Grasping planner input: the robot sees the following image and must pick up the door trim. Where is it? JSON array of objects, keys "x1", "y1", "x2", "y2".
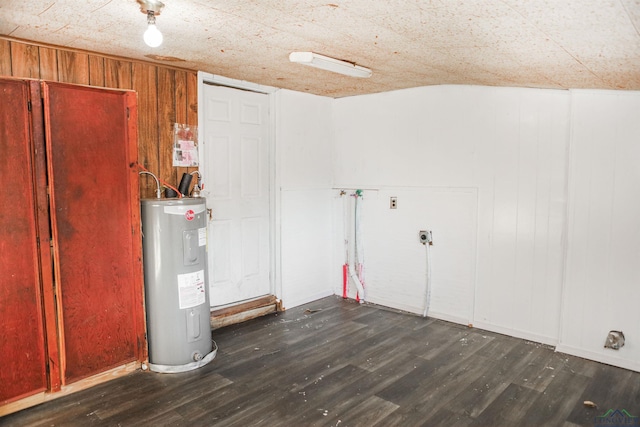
[{"x1": 197, "y1": 72, "x2": 280, "y2": 305}]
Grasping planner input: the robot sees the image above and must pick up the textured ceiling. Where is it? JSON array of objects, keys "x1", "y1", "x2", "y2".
[{"x1": 1, "y1": 0, "x2": 639, "y2": 97}]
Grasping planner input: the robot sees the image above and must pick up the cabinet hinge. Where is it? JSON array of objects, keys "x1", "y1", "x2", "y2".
[
  {"x1": 27, "y1": 100, "x2": 32, "y2": 112},
  {"x1": 127, "y1": 107, "x2": 130, "y2": 120}
]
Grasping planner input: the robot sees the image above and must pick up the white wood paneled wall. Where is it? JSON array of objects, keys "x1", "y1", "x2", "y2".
[
  {"x1": 558, "y1": 90, "x2": 640, "y2": 371},
  {"x1": 274, "y1": 84, "x2": 639, "y2": 372},
  {"x1": 471, "y1": 88, "x2": 569, "y2": 344},
  {"x1": 349, "y1": 187, "x2": 478, "y2": 324},
  {"x1": 332, "y1": 85, "x2": 570, "y2": 344},
  {"x1": 275, "y1": 90, "x2": 335, "y2": 308}
]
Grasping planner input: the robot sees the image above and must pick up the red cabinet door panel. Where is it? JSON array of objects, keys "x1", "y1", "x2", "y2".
[
  {"x1": 43, "y1": 82, "x2": 142, "y2": 383},
  {"x1": 0, "y1": 79, "x2": 48, "y2": 403}
]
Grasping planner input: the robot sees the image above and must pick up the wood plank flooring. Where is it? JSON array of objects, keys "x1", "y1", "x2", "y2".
[{"x1": 3, "y1": 296, "x2": 639, "y2": 426}]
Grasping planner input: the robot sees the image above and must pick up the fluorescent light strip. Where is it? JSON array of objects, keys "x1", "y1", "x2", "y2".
[{"x1": 289, "y1": 52, "x2": 372, "y2": 78}]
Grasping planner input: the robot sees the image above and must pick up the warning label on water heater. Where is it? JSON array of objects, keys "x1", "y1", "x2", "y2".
[
  {"x1": 177, "y1": 270, "x2": 206, "y2": 309},
  {"x1": 198, "y1": 227, "x2": 206, "y2": 247}
]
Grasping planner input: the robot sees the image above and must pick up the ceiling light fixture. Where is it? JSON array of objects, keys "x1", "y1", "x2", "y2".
[
  {"x1": 138, "y1": 0, "x2": 165, "y2": 48},
  {"x1": 289, "y1": 52, "x2": 372, "y2": 78}
]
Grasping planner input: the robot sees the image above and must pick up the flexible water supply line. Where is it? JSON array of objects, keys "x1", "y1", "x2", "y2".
[
  {"x1": 422, "y1": 237, "x2": 433, "y2": 317},
  {"x1": 349, "y1": 265, "x2": 366, "y2": 300},
  {"x1": 341, "y1": 190, "x2": 349, "y2": 298},
  {"x1": 139, "y1": 171, "x2": 161, "y2": 199},
  {"x1": 350, "y1": 190, "x2": 366, "y2": 302}
]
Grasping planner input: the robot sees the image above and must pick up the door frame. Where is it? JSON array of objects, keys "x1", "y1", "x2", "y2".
[{"x1": 197, "y1": 72, "x2": 281, "y2": 306}]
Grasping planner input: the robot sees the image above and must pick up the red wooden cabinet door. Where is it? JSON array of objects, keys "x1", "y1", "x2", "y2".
[
  {"x1": 42, "y1": 82, "x2": 144, "y2": 384},
  {"x1": 0, "y1": 79, "x2": 48, "y2": 403}
]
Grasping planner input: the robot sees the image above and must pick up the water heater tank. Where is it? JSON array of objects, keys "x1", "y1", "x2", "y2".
[{"x1": 141, "y1": 198, "x2": 216, "y2": 373}]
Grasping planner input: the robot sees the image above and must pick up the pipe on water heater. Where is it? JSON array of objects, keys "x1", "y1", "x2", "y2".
[{"x1": 139, "y1": 170, "x2": 162, "y2": 199}]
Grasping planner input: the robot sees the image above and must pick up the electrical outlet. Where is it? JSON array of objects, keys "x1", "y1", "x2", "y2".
[
  {"x1": 390, "y1": 197, "x2": 397, "y2": 209},
  {"x1": 419, "y1": 230, "x2": 433, "y2": 245}
]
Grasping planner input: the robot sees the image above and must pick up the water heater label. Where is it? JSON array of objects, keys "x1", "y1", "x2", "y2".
[
  {"x1": 177, "y1": 270, "x2": 206, "y2": 309},
  {"x1": 198, "y1": 227, "x2": 207, "y2": 247},
  {"x1": 185, "y1": 209, "x2": 195, "y2": 221}
]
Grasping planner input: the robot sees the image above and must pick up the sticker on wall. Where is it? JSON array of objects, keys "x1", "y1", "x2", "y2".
[
  {"x1": 177, "y1": 269, "x2": 206, "y2": 309},
  {"x1": 172, "y1": 123, "x2": 199, "y2": 167}
]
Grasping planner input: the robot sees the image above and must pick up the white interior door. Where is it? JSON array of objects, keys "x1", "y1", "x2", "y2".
[{"x1": 201, "y1": 83, "x2": 271, "y2": 307}]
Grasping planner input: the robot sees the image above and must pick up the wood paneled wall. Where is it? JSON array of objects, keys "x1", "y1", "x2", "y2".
[{"x1": 0, "y1": 38, "x2": 198, "y2": 199}]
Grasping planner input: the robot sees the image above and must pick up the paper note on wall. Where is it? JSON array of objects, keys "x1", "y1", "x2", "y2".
[
  {"x1": 177, "y1": 269, "x2": 206, "y2": 309},
  {"x1": 173, "y1": 123, "x2": 199, "y2": 167}
]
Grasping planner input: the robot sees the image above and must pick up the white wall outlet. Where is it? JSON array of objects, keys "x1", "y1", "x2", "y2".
[{"x1": 390, "y1": 197, "x2": 397, "y2": 209}]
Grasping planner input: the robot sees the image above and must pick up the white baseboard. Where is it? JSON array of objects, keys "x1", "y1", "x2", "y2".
[
  {"x1": 555, "y1": 343, "x2": 640, "y2": 373},
  {"x1": 283, "y1": 289, "x2": 334, "y2": 310},
  {"x1": 328, "y1": 293, "x2": 640, "y2": 373},
  {"x1": 471, "y1": 320, "x2": 558, "y2": 346},
  {"x1": 361, "y1": 295, "x2": 470, "y2": 327},
  {"x1": 428, "y1": 310, "x2": 470, "y2": 326},
  {"x1": 362, "y1": 295, "x2": 422, "y2": 316}
]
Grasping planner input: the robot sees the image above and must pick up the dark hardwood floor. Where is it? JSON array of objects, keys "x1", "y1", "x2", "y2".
[{"x1": 3, "y1": 296, "x2": 639, "y2": 426}]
